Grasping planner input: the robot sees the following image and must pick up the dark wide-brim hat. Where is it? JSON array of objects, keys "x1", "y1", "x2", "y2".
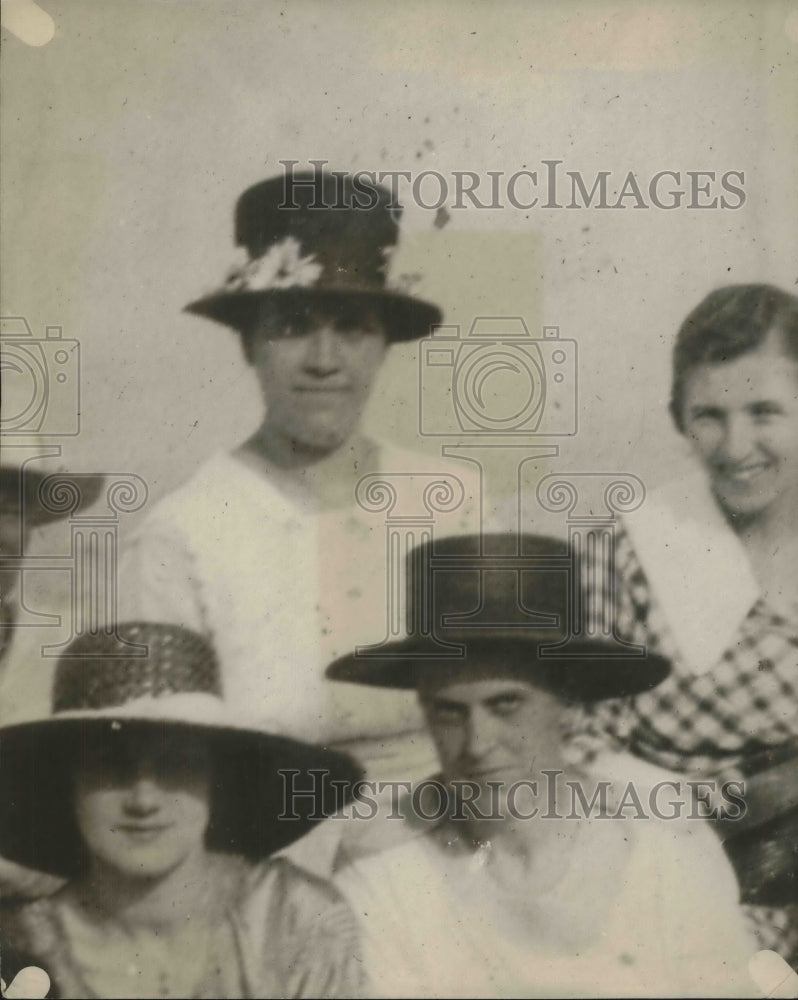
[
  {"x1": 185, "y1": 170, "x2": 442, "y2": 343},
  {"x1": 0, "y1": 623, "x2": 361, "y2": 878},
  {"x1": 327, "y1": 533, "x2": 670, "y2": 700},
  {"x1": 0, "y1": 464, "x2": 104, "y2": 528}
]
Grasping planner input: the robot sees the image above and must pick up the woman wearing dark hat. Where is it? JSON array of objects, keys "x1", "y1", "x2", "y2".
[
  {"x1": 0, "y1": 460, "x2": 103, "y2": 903},
  {"x1": 329, "y1": 534, "x2": 757, "y2": 998},
  {"x1": 0, "y1": 461, "x2": 102, "y2": 668},
  {"x1": 567, "y1": 284, "x2": 798, "y2": 959},
  {"x1": 0, "y1": 622, "x2": 363, "y2": 998},
  {"x1": 120, "y1": 170, "x2": 475, "y2": 813}
]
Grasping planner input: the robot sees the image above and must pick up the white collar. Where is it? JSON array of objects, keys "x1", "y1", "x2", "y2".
[{"x1": 623, "y1": 466, "x2": 759, "y2": 674}]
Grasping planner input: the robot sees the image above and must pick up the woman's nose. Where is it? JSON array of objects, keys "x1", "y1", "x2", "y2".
[
  {"x1": 466, "y1": 708, "x2": 501, "y2": 761},
  {"x1": 303, "y1": 327, "x2": 341, "y2": 373},
  {"x1": 124, "y1": 775, "x2": 162, "y2": 814},
  {"x1": 720, "y1": 414, "x2": 756, "y2": 462}
]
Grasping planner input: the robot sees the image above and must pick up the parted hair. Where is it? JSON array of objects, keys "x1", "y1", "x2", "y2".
[{"x1": 670, "y1": 283, "x2": 798, "y2": 432}]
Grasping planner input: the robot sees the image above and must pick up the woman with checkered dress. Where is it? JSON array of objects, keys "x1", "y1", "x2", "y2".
[{"x1": 567, "y1": 284, "x2": 798, "y2": 961}]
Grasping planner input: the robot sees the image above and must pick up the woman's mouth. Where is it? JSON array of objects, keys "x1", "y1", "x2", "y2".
[
  {"x1": 718, "y1": 461, "x2": 771, "y2": 485},
  {"x1": 117, "y1": 823, "x2": 171, "y2": 841},
  {"x1": 293, "y1": 385, "x2": 351, "y2": 394}
]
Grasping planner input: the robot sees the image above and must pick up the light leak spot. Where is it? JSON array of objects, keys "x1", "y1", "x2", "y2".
[{"x1": 1, "y1": 0, "x2": 55, "y2": 47}]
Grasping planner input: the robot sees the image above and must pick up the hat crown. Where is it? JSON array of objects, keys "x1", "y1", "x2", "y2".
[
  {"x1": 328, "y1": 532, "x2": 670, "y2": 698},
  {"x1": 407, "y1": 533, "x2": 572, "y2": 639},
  {"x1": 185, "y1": 170, "x2": 443, "y2": 342},
  {"x1": 234, "y1": 171, "x2": 400, "y2": 289},
  {"x1": 53, "y1": 623, "x2": 221, "y2": 714}
]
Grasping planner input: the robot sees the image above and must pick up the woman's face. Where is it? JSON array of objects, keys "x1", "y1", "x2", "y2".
[
  {"x1": 419, "y1": 667, "x2": 566, "y2": 820},
  {"x1": 74, "y1": 727, "x2": 212, "y2": 880},
  {"x1": 680, "y1": 332, "x2": 798, "y2": 520},
  {"x1": 249, "y1": 300, "x2": 389, "y2": 455}
]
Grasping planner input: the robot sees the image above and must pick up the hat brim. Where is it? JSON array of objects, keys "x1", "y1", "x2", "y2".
[
  {"x1": 0, "y1": 717, "x2": 361, "y2": 878},
  {"x1": 0, "y1": 469, "x2": 105, "y2": 527},
  {"x1": 326, "y1": 633, "x2": 670, "y2": 702},
  {"x1": 184, "y1": 287, "x2": 442, "y2": 344}
]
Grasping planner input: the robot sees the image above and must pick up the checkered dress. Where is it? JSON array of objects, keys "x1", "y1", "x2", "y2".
[{"x1": 566, "y1": 521, "x2": 798, "y2": 959}]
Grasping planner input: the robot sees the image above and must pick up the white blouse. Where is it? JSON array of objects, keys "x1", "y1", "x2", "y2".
[
  {"x1": 119, "y1": 443, "x2": 478, "y2": 779},
  {"x1": 336, "y1": 808, "x2": 759, "y2": 998}
]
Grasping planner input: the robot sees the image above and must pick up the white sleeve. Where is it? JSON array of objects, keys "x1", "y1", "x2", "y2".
[{"x1": 117, "y1": 513, "x2": 208, "y2": 635}]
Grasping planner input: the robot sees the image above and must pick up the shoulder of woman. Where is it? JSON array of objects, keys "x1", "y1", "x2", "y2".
[
  {"x1": 235, "y1": 856, "x2": 362, "y2": 994},
  {"x1": 124, "y1": 450, "x2": 274, "y2": 557},
  {"x1": 142, "y1": 453, "x2": 241, "y2": 514},
  {"x1": 333, "y1": 833, "x2": 443, "y2": 931},
  {"x1": 0, "y1": 897, "x2": 28, "y2": 943},
  {"x1": 627, "y1": 814, "x2": 741, "y2": 903},
  {"x1": 0, "y1": 895, "x2": 60, "y2": 961},
  {"x1": 241, "y1": 856, "x2": 356, "y2": 924}
]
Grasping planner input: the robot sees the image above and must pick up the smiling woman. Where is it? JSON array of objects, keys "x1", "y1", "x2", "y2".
[
  {"x1": 0, "y1": 623, "x2": 363, "y2": 999},
  {"x1": 72, "y1": 727, "x2": 213, "y2": 882},
  {"x1": 682, "y1": 344, "x2": 798, "y2": 518},
  {"x1": 671, "y1": 286, "x2": 798, "y2": 524},
  {"x1": 569, "y1": 284, "x2": 798, "y2": 961}
]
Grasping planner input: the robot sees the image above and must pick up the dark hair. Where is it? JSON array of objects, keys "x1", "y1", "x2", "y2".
[
  {"x1": 66, "y1": 722, "x2": 286, "y2": 874},
  {"x1": 238, "y1": 294, "x2": 388, "y2": 365},
  {"x1": 237, "y1": 297, "x2": 297, "y2": 364},
  {"x1": 670, "y1": 283, "x2": 798, "y2": 432}
]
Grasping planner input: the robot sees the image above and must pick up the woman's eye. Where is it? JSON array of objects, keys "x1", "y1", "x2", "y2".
[
  {"x1": 89, "y1": 753, "x2": 133, "y2": 784},
  {"x1": 336, "y1": 326, "x2": 369, "y2": 342},
  {"x1": 282, "y1": 319, "x2": 314, "y2": 338},
  {"x1": 689, "y1": 407, "x2": 724, "y2": 423},
  {"x1": 750, "y1": 402, "x2": 784, "y2": 420},
  {"x1": 431, "y1": 703, "x2": 465, "y2": 724},
  {"x1": 491, "y1": 696, "x2": 522, "y2": 716},
  {"x1": 333, "y1": 319, "x2": 374, "y2": 341},
  {"x1": 333, "y1": 310, "x2": 382, "y2": 338}
]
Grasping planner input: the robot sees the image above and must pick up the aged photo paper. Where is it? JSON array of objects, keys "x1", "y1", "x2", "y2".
[{"x1": 1, "y1": 1, "x2": 797, "y2": 997}]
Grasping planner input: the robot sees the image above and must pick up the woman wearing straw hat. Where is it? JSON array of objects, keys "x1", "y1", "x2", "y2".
[
  {"x1": 120, "y1": 169, "x2": 474, "y2": 800},
  {"x1": 328, "y1": 534, "x2": 758, "y2": 998},
  {"x1": 0, "y1": 622, "x2": 362, "y2": 999}
]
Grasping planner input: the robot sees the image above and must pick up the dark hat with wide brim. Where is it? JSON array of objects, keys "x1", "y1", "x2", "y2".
[
  {"x1": 0, "y1": 623, "x2": 361, "y2": 878},
  {"x1": 186, "y1": 286, "x2": 442, "y2": 346},
  {"x1": 185, "y1": 170, "x2": 442, "y2": 343},
  {"x1": 0, "y1": 716, "x2": 359, "y2": 879},
  {"x1": 0, "y1": 465, "x2": 104, "y2": 527},
  {"x1": 328, "y1": 636, "x2": 669, "y2": 701},
  {"x1": 326, "y1": 533, "x2": 670, "y2": 701}
]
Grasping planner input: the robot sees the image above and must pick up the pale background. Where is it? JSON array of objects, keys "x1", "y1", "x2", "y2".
[{"x1": 2, "y1": 0, "x2": 797, "y2": 640}]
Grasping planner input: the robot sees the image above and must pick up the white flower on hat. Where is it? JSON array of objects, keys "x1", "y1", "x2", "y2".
[{"x1": 223, "y1": 236, "x2": 323, "y2": 292}]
